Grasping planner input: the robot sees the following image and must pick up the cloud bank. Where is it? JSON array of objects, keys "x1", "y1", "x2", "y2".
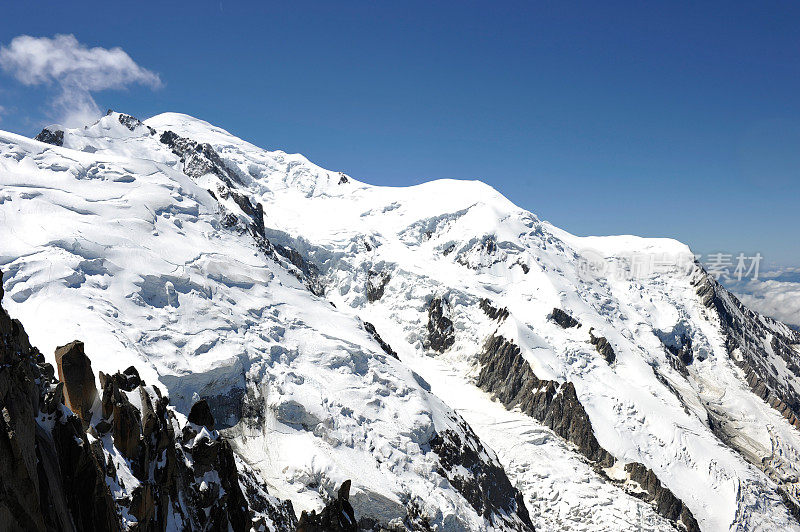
[
  {"x1": 0, "y1": 34, "x2": 161, "y2": 127},
  {"x1": 726, "y1": 268, "x2": 800, "y2": 327}
]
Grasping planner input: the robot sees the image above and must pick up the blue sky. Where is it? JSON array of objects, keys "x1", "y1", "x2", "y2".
[{"x1": 1, "y1": 1, "x2": 798, "y2": 265}]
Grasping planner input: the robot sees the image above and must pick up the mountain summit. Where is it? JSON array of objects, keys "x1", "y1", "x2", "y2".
[{"x1": 1, "y1": 111, "x2": 799, "y2": 531}]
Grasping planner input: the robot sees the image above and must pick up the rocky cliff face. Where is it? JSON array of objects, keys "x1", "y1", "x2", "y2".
[
  {"x1": 429, "y1": 412, "x2": 533, "y2": 531},
  {"x1": 426, "y1": 297, "x2": 455, "y2": 353},
  {"x1": 693, "y1": 270, "x2": 800, "y2": 517},
  {"x1": 476, "y1": 334, "x2": 699, "y2": 532},
  {"x1": 0, "y1": 269, "x2": 120, "y2": 531},
  {"x1": 34, "y1": 126, "x2": 64, "y2": 146},
  {"x1": 296, "y1": 480, "x2": 358, "y2": 532},
  {"x1": 695, "y1": 272, "x2": 800, "y2": 427},
  {"x1": 0, "y1": 268, "x2": 296, "y2": 531}
]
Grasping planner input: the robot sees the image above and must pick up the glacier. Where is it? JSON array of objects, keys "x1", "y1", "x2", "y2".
[{"x1": 1, "y1": 110, "x2": 799, "y2": 531}]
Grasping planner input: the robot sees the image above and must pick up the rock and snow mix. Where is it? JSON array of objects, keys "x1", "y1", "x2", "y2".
[{"x1": 2, "y1": 111, "x2": 800, "y2": 530}]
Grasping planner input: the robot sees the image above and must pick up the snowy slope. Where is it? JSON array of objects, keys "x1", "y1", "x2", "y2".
[
  {"x1": 0, "y1": 114, "x2": 531, "y2": 531},
  {"x1": 2, "y1": 111, "x2": 800, "y2": 531}
]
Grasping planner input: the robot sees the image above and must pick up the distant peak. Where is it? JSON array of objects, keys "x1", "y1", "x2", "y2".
[{"x1": 34, "y1": 125, "x2": 64, "y2": 147}]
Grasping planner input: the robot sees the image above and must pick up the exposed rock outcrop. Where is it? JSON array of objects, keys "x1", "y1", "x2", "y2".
[
  {"x1": 271, "y1": 242, "x2": 324, "y2": 296},
  {"x1": 188, "y1": 398, "x2": 215, "y2": 430},
  {"x1": 476, "y1": 334, "x2": 698, "y2": 532},
  {"x1": 589, "y1": 328, "x2": 616, "y2": 364},
  {"x1": 694, "y1": 269, "x2": 800, "y2": 517},
  {"x1": 364, "y1": 321, "x2": 399, "y2": 360},
  {"x1": 114, "y1": 111, "x2": 156, "y2": 135},
  {"x1": 624, "y1": 463, "x2": 700, "y2": 530},
  {"x1": 367, "y1": 269, "x2": 391, "y2": 303},
  {"x1": 238, "y1": 462, "x2": 299, "y2": 530},
  {"x1": 103, "y1": 375, "x2": 143, "y2": 460},
  {"x1": 55, "y1": 340, "x2": 98, "y2": 427},
  {"x1": 694, "y1": 271, "x2": 800, "y2": 427},
  {"x1": 296, "y1": 480, "x2": 358, "y2": 532},
  {"x1": 427, "y1": 296, "x2": 455, "y2": 352},
  {"x1": 655, "y1": 324, "x2": 695, "y2": 372},
  {"x1": 480, "y1": 298, "x2": 510, "y2": 321},
  {"x1": 549, "y1": 307, "x2": 580, "y2": 328},
  {"x1": 34, "y1": 126, "x2": 64, "y2": 146},
  {"x1": 162, "y1": 128, "x2": 326, "y2": 299},
  {"x1": 160, "y1": 130, "x2": 243, "y2": 188},
  {"x1": 477, "y1": 335, "x2": 612, "y2": 465},
  {"x1": 93, "y1": 367, "x2": 290, "y2": 531},
  {"x1": 429, "y1": 413, "x2": 533, "y2": 531}
]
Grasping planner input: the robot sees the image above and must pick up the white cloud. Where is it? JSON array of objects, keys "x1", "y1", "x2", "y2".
[
  {"x1": 0, "y1": 34, "x2": 161, "y2": 127},
  {"x1": 727, "y1": 272, "x2": 800, "y2": 327}
]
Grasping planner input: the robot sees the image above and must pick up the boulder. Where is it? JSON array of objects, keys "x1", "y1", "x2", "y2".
[{"x1": 55, "y1": 341, "x2": 98, "y2": 425}]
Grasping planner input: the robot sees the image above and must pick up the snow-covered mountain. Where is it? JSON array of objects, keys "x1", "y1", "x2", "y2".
[{"x1": 1, "y1": 111, "x2": 799, "y2": 531}]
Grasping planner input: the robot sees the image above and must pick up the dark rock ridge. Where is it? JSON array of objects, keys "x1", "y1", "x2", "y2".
[
  {"x1": 694, "y1": 271, "x2": 800, "y2": 429},
  {"x1": 588, "y1": 328, "x2": 616, "y2": 364},
  {"x1": 427, "y1": 296, "x2": 455, "y2": 352},
  {"x1": 160, "y1": 128, "x2": 325, "y2": 297},
  {"x1": 366, "y1": 269, "x2": 391, "y2": 303},
  {"x1": 159, "y1": 129, "x2": 244, "y2": 188},
  {"x1": 364, "y1": 321, "x2": 399, "y2": 360},
  {"x1": 0, "y1": 269, "x2": 297, "y2": 531},
  {"x1": 480, "y1": 298, "x2": 510, "y2": 321},
  {"x1": 271, "y1": 242, "x2": 325, "y2": 296},
  {"x1": 296, "y1": 480, "x2": 357, "y2": 532},
  {"x1": 158, "y1": 128, "x2": 268, "y2": 242},
  {"x1": 113, "y1": 111, "x2": 156, "y2": 135},
  {"x1": 34, "y1": 126, "x2": 64, "y2": 146},
  {"x1": 429, "y1": 412, "x2": 534, "y2": 531},
  {"x1": 623, "y1": 463, "x2": 700, "y2": 531},
  {"x1": 549, "y1": 307, "x2": 580, "y2": 329},
  {"x1": 694, "y1": 269, "x2": 800, "y2": 517},
  {"x1": 238, "y1": 463, "x2": 298, "y2": 531},
  {"x1": 476, "y1": 335, "x2": 612, "y2": 466},
  {"x1": 476, "y1": 334, "x2": 699, "y2": 532}
]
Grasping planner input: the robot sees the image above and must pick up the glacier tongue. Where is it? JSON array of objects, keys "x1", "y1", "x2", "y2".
[{"x1": 2, "y1": 110, "x2": 800, "y2": 530}]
